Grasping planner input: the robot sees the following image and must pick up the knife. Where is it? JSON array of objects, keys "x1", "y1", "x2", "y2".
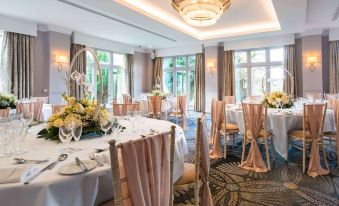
[
  {"x1": 75, "y1": 157, "x2": 88, "y2": 172},
  {"x1": 24, "y1": 161, "x2": 56, "y2": 185}
]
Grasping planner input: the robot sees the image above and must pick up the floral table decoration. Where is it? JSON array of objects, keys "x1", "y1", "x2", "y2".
[
  {"x1": 0, "y1": 93, "x2": 16, "y2": 109},
  {"x1": 263, "y1": 91, "x2": 294, "y2": 109}
]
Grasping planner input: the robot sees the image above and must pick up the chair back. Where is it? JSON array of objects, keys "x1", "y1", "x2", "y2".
[
  {"x1": 209, "y1": 98, "x2": 216, "y2": 144},
  {"x1": 224, "y1": 96, "x2": 236, "y2": 104},
  {"x1": 0, "y1": 107, "x2": 10, "y2": 119},
  {"x1": 147, "y1": 96, "x2": 162, "y2": 119},
  {"x1": 122, "y1": 94, "x2": 132, "y2": 104},
  {"x1": 108, "y1": 126, "x2": 176, "y2": 206},
  {"x1": 113, "y1": 103, "x2": 140, "y2": 116},
  {"x1": 305, "y1": 92, "x2": 322, "y2": 100},
  {"x1": 242, "y1": 102, "x2": 267, "y2": 139},
  {"x1": 209, "y1": 100, "x2": 225, "y2": 158},
  {"x1": 16, "y1": 102, "x2": 34, "y2": 119},
  {"x1": 31, "y1": 96, "x2": 49, "y2": 104},
  {"x1": 177, "y1": 95, "x2": 187, "y2": 129},
  {"x1": 52, "y1": 105, "x2": 66, "y2": 114}
]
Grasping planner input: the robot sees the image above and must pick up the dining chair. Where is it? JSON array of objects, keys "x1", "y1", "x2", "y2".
[
  {"x1": 16, "y1": 102, "x2": 35, "y2": 119},
  {"x1": 108, "y1": 126, "x2": 176, "y2": 206},
  {"x1": 224, "y1": 96, "x2": 236, "y2": 104},
  {"x1": 113, "y1": 103, "x2": 140, "y2": 116},
  {"x1": 0, "y1": 107, "x2": 10, "y2": 119},
  {"x1": 209, "y1": 98, "x2": 216, "y2": 145},
  {"x1": 122, "y1": 94, "x2": 132, "y2": 104},
  {"x1": 52, "y1": 105, "x2": 66, "y2": 114},
  {"x1": 147, "y1": 96, "x2": 162, "y2": 119},
  {"x1": 305, "y1": 92, "x2": 322, "y2": 100},
  {"x1": 324, "y1": 99, "x2": 339, "y2": 147},
  {"x1": 31, "y1": 96, "x2": 49, "y2": 104},
  {"x1": 287, "y1": 103, "x2": 329, "y2": 176},
  {"x1": 222, "y1": 100, "x2": 239, "y2": 157},
  {"x1": 240, "y1": 102, "x2": 275, "y2": 172},
  {"x1": 209, "y1": 100, "x2": 225, "y2": 159},
  {"x1": 169, "y1": 95, "x2": 187, "y2": 129},
  {"x1": 174, "y1": 113, "x2": 213, "y2": 206}
]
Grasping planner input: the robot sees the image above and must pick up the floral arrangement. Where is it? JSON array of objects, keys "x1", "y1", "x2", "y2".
[
  {"x1": 38, "y1": 94, "x2": 111, "y2": 141},
  {"x1": 262, "y1": 91, "x2": 294, "y2": 108},
  {"x1": 0, "y1": 93, "x2": 16, "y2": 109},
  {"x1": 150, "y1": 87, "x2": 164, "y2": 96}
]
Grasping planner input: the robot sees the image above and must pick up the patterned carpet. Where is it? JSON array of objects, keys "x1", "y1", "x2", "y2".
[{"x1": 170, "y1": 113, "x2": 339, "y2": 206}]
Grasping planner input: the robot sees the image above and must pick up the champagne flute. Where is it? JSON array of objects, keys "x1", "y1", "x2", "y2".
[{"x1": 59, "y1": 125, "x2": 73, "y2": 143}]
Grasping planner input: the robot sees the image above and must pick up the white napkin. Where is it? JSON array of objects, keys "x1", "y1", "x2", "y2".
[
  {"x1": 94, "y1": 153, "x2": 111, "y2": 165},
  {"x1": 0, "y1": 166, "x2": 40, "y2": 184}
]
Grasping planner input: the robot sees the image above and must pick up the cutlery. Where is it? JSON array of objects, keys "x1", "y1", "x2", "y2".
[
  {"x1": 94, "y1": 148, "x2": 108, "y2": 153},
  {"x1": 47, "y1": 153, "x2": 68, "y2": 170},
  {"x1": 75, "y1": 157, "x2": 88, "y2": 172},
  {"x1": 14, "y1": 158, "x2": 49, "y2": 164},
  {"x1": 89, "y1": 153, "x2": 104, "y2": 167}
]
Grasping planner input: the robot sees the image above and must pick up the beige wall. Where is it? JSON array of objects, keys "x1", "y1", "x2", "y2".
[
  {"x1": 133, "y1": 51, "x2": 153, "y2": 96},
  {"x1": 33, "y1": 31, "x2": 49, "y2": 97},
  {"x1": 204, "y1": 46, "x2": 219, "y2": 112}
]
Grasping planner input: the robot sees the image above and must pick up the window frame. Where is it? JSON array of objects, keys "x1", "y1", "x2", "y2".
[{"x1": 234, "y1": 47, "x2": 284, "y2": 100}]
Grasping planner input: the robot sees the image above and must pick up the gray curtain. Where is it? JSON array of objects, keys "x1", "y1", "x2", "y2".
[
  {"x1": 152, "y1": 57, "x2": 163, "y2": 89},
  {"x1": 70, "y1": 43, "x2": 86, "y2": 98},
  {"x1": 194, "y1": 53, "x2": 205, "y2": 112},
  {"x1": 283, "y1": 45, "x2": 297, "y2": 97},
  {"x1": 223, "y1": 50, "x2": 234, "y2": 96},
  {"x1": 126, "y1": 54, "x2": 134, "y2": 97},
  {"x1": 329, "y1": 41, "x2": 339, "y2": 93},
  {"x1": 1, "y1": 32, "x2": 34, "y2": 98}
]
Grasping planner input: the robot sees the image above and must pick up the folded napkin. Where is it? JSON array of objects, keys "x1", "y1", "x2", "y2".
[
  {"x1": 0, "y1": 166, "x2": 40, "y2": 184},
  {"x1": 94, "y1": 153, "x2": 111, "y2": 165}
]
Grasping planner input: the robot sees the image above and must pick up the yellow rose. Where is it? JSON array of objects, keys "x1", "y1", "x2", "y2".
[
  {"x1": 85, "y1": 106, "x2": 96, "y2": 116},
  {"x1": 48, "y1": 114, "x2": 59, "y2": 122},
  {"x1": 53, "y1": 118, "x2": 64, "y2": 128},
  {"x1": 46, "y1": 122, "x2": 53, "y2": 130},
  {"x1": 74, "y1": 103, "x2": 85, "y2": 113},
  {"x1": 67, "y1": 97, "x2": 77, "y2": 106}
]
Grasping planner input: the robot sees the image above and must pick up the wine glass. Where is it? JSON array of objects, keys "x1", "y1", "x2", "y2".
[
  {"x1": 59, "y1": 125, "x2": 73, "y2": 143},
  {"x1": 100, "y1": 117, "x2": 112, "y2": 139},
  {"x1": 127, "y1": 111, "x2": 137, "y2": 132},
  {"x1": 111, "y1": 119, "x2": 122, "y2": 141},
  {"x1": 71, "y1": 121, "x2": 83, "y2": 142}
]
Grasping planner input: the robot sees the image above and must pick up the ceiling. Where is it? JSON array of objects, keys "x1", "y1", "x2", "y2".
[{"x1": 0, "y1": 0, "x2": 336, "y2": 49}]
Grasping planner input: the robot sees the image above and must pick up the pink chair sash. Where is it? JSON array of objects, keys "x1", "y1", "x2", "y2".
[
  {"x1": 209, "y1": 98, "x2": 216, "y2": 145},
  {"x1": 239, "y1": 103, "x2": 268, "y2": 173},
  {"x1": 31, "y1": 96, "x2": 48, "y2": 104},
  {"x1": 224, "y1": 96, "x2": 236, "y2": 104},
  {"x1": 200, "y1": 116, "x2": 214, "y2": 206},
  {"x1": 0, "y1": 107, "x2": 10, "y2": 119},
  {"x1": 113, "y1": 103, "x2": 139, "y2": 116},
  {"x1": 210, "y1": 100, "x2": 225, "y2": 159},
  {"x1": 148, "y1": 96, "x2": 162, "y2": 118},
  {"x1": 122, "y1": 94, "x2": 132, "y2": 104},
  {"x1": 305, "y1": 104, "x2": 329, "y2": 177},
  {"x1": 120, "y1": 133, "x2": 170, "y2": 206},
  {"x1": 178, "y1": 96, "x2": 187, "y2": 129}
]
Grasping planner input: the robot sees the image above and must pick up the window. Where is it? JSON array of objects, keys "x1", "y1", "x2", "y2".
[
  {"x1": 163, "y1": 55, "x2": 196, "y2": 108},
  {"x1": 86, "y1": 49, "x2": 127, "y2": 104},
  {"x1": 234, "y1": 47, "x2": 284, "y2": 101},
  {"x1": 0, "y1": 30, "x2": 4, "y2": 93},
  {"x1": 0, "y1": 31, "x2": 3, "y2": 67}
]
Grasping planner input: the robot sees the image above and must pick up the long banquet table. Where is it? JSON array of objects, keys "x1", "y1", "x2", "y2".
[
  {"x1": 0, "y1": 118, "x2": 188, "y2": 206},
  {"x1": 226, "y1": 104, "x2": 336, "y2": 160}
]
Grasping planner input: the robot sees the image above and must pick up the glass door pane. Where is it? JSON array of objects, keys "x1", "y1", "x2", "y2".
[
  {"x1": 251, "y1": 67, "x2": 266, "y2": 96},
  {"x1": 189, "y1": 70, "x2": 195, "y2": 108},
  {"x1": 163, "y1": 70, "x2": 173, "y2": 94},
  {"x1": 98, "y1": 67, "x2": 109, "y2": 104},
  {"x1": 176, "y1": 70, "x2": 187, "y2": 96},
  {"x1": 235, "y1": 67, "x2": 248, "y2": 101}
]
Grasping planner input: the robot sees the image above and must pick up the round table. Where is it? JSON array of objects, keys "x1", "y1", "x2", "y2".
[
  {"x1": 226, "y1": 104, "x2": 336, "y2": 160},
  {"x1": 0, "y1": 118, "x2": 187, "y2": 206}
]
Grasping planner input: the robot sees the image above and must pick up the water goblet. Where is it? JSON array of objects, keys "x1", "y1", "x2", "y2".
[
  {"x1": 59, "y1": 125, "x2": 73, "y2": 143},
  {"x1": 100, "y1": 118, "x2": 112, "y2": 139},
  {"x1": 71, "y1": 121, "x2": 83, "y2": 142}
]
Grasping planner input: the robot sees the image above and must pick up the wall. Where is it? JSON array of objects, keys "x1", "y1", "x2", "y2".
[
  {"x1": 322, "y1": 35, "x2": 329, "y2": 94},
  {"x1": 204, "y1": 46, "x2": 219, "y2": 112},
  {"x1": 133, "y1": 51, "x2": 153, "y2": 96},
  {"x1": 145, "y1": 53, "x2": 153, "y2": 92},
  {"x1": 295, "y1": 38, "x2": 303, "y2": 97},
  {"x1": 301, "y1": 35, "x2": 323, "y2": 96},
  {"x1": 33, "y1": 31, "x2": 50, "y2": 97}
]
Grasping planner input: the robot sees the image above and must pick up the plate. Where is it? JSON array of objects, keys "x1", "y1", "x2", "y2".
[{"x1": 58, "y1": 160, "x2": 97, "y2": 175}]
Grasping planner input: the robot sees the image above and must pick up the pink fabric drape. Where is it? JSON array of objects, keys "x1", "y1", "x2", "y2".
[
  {"x1": 200, "y1": 116, "x2": 214, "y2": 206},
  {"x1": 148, "y1": 96, "x2": 162, "y2": 118},
  {"x1": 31, "y1": 96, "x2": 48, "y2": 104},
  {"x1": 120, "y1": 133, "x2": 170, "y2": 206},
  {"x1": 178, "y1": 96, "x2": 187, "y2": 129},
  {"x1": 239, "y1": 103, "x2": 268, "y2": 173},
  {"x1": 305, "y1": 104, "x2": 329, "y2": 177},
  {"x1": 210, "y1": 100, "x2": 225, "y2": 159},
  {"x1": 113, "y1": 103, "x2": 139, "y2": 116},
  {"x1": 123, "y1": 94, "x2": 132, "y2": 104},
  {"x1": 0, "y1": 108, "x2": 10, "y2": 119},
  {"x1": 224, "y1": 96, "x2": 236, "y2": 104},
  {"x1": 209, "y1": 98, "x2": 216, "y2": 145}
]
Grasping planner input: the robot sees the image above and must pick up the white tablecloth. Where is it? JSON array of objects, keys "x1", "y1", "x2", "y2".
[
  {"x1": 226, "y1": 105, "x2": 336, "y2": 159},
  {"x1": 0, "y1": 118, "x2": 188, "y2": 206}
]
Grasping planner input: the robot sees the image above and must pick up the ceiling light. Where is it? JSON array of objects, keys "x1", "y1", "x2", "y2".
[{"x1": 172, "y1": 0, "x2": 231, "y2": 27}]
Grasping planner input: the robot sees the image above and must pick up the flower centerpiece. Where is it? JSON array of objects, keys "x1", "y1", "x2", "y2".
[
  {"x1": 38, "y1": 94, "x2": 111, "y2": 141},
  {"x1": 0, "y1": 93, "x2": 16, "y2": 109},
  {"x1": 262, "y1": 91, "x2": 294, "y2": 109},
  {"x1": 150, "y1": 87, "x2": 164, "y2": 96}
]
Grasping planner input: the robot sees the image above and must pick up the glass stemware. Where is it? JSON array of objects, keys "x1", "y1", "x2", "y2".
[
  {"x1": 100, "y1": 117, "x2": 113, "y2": 139},
  {"x1": 59, "y1": 125, "x2": 73, "y2": 143},
  {"x1": 71, "y1": 121, "x2": 83, "y2": 142}
]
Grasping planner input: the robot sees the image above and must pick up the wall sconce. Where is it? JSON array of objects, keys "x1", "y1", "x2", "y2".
[
  {"x1": 306, "y1": 54, "x2": 319, "y2": 72},
  {"x1": 55, "y1": 55, "x2": 68, "y2": 71},
  {"x1": 207, "y1": 62, "x2": 215, "y2": 78}
]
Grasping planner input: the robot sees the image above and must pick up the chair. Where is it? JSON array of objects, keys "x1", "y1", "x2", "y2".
[
  {"x1": 287, "y1": 103, "x2": 329, "y2": 176},
  {"x1": 52, "y1": 105, "x2": 66, "y2": 114},
  {"x1": 169, "y1": 95, "x2": 187, "y2": 129},
  {"x1": 108, "y1": 126, "x2": 176, "y2": 206},
  {"x1": 31, "y1": 96, "x2": 49, "y2": 104},
  {"x1": 0, "y1": 107, "x2": 10, "y2": 119},
  {"x1": 122, "y1": 94, "x2": 132, "y2": 104},
  {"x1": 240, "y1": 102, "x2": 275, "y2": 172},
  {"x1": 305, "y1": 92, "x2": 322, "y2": 100},
  {"x1": 224, "y1": 96, "x2": 236, "y2": 104},
  {"x1": 222, "y1": 100, "x2": 240, "y2": 157},
  {"x1": 209, "y1": 98, "x2": 217, "y2": 145},
  {"x1": 174, "y1": 114, "x2": 213, "y2": 206},
  {"x1": 209, "y1": 100, "x2": 225, "y2": 159},
  {"x1": 113, "y1": 103, "x2": 140, "y2": 116},
  {"x1": 147, "y1": 96, "x2": 162, "y2": 119},
  {"x1": 16, "y1": 102, "x2": 34, "y2": 119}
]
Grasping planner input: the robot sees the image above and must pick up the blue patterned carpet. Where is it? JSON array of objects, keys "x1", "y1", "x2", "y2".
[{"x1": 169, "y1": 113, "x2": 339, "y2": 206}]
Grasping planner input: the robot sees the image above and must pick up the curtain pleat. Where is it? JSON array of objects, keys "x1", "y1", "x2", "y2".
[
  {"x1": 126, "y1": 54, "x2": 134, "y2": 97},
  {"x1": 194, "y1": 53, "x2": 205, "y2": 111},
  {"x1": 152, "y1": 57, "x2": 163, "y2": 89},
  {"x1": 329, "y1": 41, "x2": 339, "y2": 93},
  {"x1": 1, "y1": 32, "x2": 34, "y2": 98},
  {"x1": 223, "y1": 50, "x2": 234, "y2": 96},
  {"x1": 283, "y1": 45, "x2": 297, "y2": 97},
  {"x1": 70, "y1": 43, "x2": 86, "y2": 98}
]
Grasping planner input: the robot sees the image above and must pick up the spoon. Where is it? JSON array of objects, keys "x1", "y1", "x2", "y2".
[
  {"x1": 89, "y1": 153, "x2": 104, "y2": 167},
  {"x1": 47, "y1": 154, "x2": 68, "y2": 170},
  {"x1": 14, "y1": 158, "x2": 49, "y2": 164}
]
